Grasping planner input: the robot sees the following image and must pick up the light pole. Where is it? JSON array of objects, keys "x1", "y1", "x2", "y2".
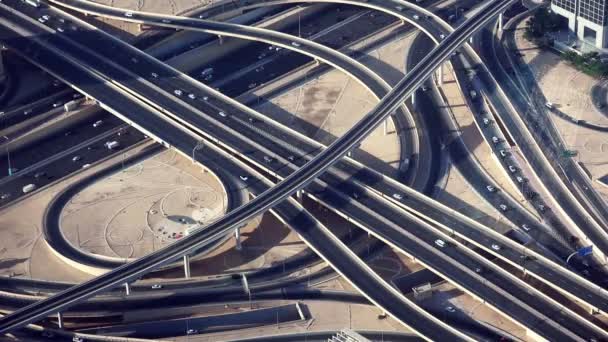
[
  {"x1": 3, "y1": 136, "x2": 11, "y2": 176},
  {"x1": 192, "y1": 140, "x2": 205, "y2": 163}
]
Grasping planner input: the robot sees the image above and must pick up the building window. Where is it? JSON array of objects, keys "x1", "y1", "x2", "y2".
[{"x1": 583, "y1": 25, "x2": 598, "y2": 41}]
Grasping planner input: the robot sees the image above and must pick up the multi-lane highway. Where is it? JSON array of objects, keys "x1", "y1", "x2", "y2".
[
  {"x1": 0, "y1": 4, "x2": 490, "y2": 338},
  {"x1": 0, "y1": 0, "x2": 517, "y2": 336},
  {"x1": 46, "y1": 0, "x2": 608, "y2": 317},
  {"x1": 2, "y1": 0, "x2": 607, "y2": 340}
]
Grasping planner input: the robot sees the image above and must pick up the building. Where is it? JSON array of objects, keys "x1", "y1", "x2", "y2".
[{"x1": 552, "y1": 0, "x2": 608, "y2": 49}]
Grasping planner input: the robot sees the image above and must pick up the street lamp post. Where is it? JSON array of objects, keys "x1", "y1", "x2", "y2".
[
  {"x1": 192, "y1": 140, "x2": 205, "y2": 163},
  {"x1": 3, "y1": 136, "x2": 11, "y2": 176}
]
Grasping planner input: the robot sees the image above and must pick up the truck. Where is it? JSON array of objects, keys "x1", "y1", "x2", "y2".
[
  {"x1": 105, "y1": 141, "x2": 120, "y2": 150},
  {"x1": 22, "y1": 184, "x2": 37, "y2": 194},
  {"x1": 63, "y1": 99, "x2": 83, "y2": 112}
]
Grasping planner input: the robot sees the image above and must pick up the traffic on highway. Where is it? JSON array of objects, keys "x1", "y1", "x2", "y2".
[{"x1": 0, "y1": 0, "x2": 607, "y2": 341}]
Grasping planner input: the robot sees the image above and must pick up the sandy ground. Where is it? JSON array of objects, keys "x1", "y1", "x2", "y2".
[
  {"x1": 0, "y1": 142, "x2": 156, "y2": 283},
  {"x1": 60, "y1": 148, "x2": 226, "y2": 260},
  {"x1": 513, "y1": 18, "x2": 608, "y2": 202},
  {"x1": 253, "y1": 59, "x2": 402, "y2": 178}
]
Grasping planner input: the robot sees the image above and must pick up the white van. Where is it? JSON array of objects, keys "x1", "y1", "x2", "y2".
[{"x1": 22, "y1": 184, "x2": 37, "y2": 194}]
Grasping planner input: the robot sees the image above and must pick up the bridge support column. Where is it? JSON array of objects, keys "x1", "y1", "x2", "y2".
[
  {"x1": 124, "y1": 282, "x2": 131, "y2": 296},
  {"x1": 411, "y1": 92, "x2": 415, "y2": 106},
  {"x1": 235, "y1": 228, "x2": 242, "y2": 251},
  {"x1": 469, "y1": 36, "x2": 474, "y2": 44},
  {"x1": 57, "y1": 312, "x2": 64, "y2": 329},
  {"x1": 383, "y1": 119, "x2": 388, "y2": 135},
  {"x1": 436, "y1": 64, "x2": 444, "y2": 86},
  {"x1": 296, "y1": 189, "x2": 303, "y2": 203},
  {"x1": 183, "y1": 255, "x2": 191, "y2": 279},
  {"x1": 314, "y1": 59, "x2": 320, "y2": 66},
  {"x1": 498, "y1": 13, "x2": 503, "y2": 32},
  {"x1": 218, "y1": 35, "x2": 224, "y2": 45}
]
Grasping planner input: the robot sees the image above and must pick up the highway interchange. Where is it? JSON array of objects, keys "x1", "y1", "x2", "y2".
[{"x1": 0, "y1": 0, "x2": 607, "y2": 340}]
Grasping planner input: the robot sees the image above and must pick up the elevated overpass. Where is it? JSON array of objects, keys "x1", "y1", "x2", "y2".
[
  {"x1": 46, "y1": 0, "x2": 608, "y2": 319},
  {"x1": 0, "y1": 4, "x2": 474, "y2": 339},
  {"x1": 2, "y1": 0, "x2": 604, "y2": 336}
]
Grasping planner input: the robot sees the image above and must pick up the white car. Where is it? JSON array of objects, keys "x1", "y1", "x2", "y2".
[
  {"x1": 72, "y1": 156, "x2": 81, "y2": 162},
  {"x1": 499, "y1": 204, "x2": 508, "y2": 211},
  {"x1": 56, "y1": 27, "x2": 65, "y2": 33},
  {"x1": 508, "y1": 165, "x2": 517, "y2": 173},
  {"x1": 202, "y1": 96, "x2": 209, "y2": 101},
  {"x1": 125, "y1": 11, "x2": 134, "y2": 17},
  {"x1": 186, "y1": 329, "x2": 198, "y2": 335},
  {"x1": 240, "y1": 175, "x2": 248, "y2": 181},
  {"x1": 545, "y1": 102, "x2": 554, "y2": 109},
  {"x1": 516, "y1": 176, "x2": 525, "y2": 183},
  {"x1": 151, "y1": 72, "x2": 159, "y2": 78},
  {"x1": 482, "y1": 117, "x2": 491, "y2": 126},
  {"x1": 499, "y1": 149, "x2": 508, "y2": 158},
  {"x1": 435, "y1": 239, "x2": 446, "y2": 248},
  {"x1": 188, "y1": 93, "x2": 196, "y2": 100},
  {"x1": 439, "y1": 34, "x2": 446, "y2": 39},
  {"x1": 445, "y1": 306, "x2": 456, "y2": 313},
  {"x1": 93, "y1": 120, "x2": 103, "y2": 128},
  {"x1": 392, "y1": 193, "x2": 403, "y2": 200},
  {"x1": 413, "y1": 14, "x2": 420, "y2": 20},
  {"x1": 521, "y1": 224, "x2": 531, "y2": 231},
  {"x1": 151, "y1": 284, "x2": 163, "y2": 289},
  {"x1": 263, "y1": 155, "x2": 273, "y2": 163},
  {"x1": 287, "y1": 155, "x2": 296, "y2": 161},
  {"x1": 218, "y1": 111, "x2": 226, "y2": 117},
  {"x1": 486, "y1": 185, "x2": 496, "y2": 192},
  {"x1": 491, "y1": 136, "x2": 499, "y2": 144},
  {"x1": 491, "y1": 244, "x2": 501, "y2": 251},
  {"x1": 174, "y1": 89, "x2": 183, "y2": 96},
  {"x1": 291, "y1": 41, "x2": 301, "y2": 47}
]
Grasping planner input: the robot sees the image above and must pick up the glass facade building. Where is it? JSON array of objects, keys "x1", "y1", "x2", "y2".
[{"x1": 552, "y1": 0, "x2": 608, "y2": 48}]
